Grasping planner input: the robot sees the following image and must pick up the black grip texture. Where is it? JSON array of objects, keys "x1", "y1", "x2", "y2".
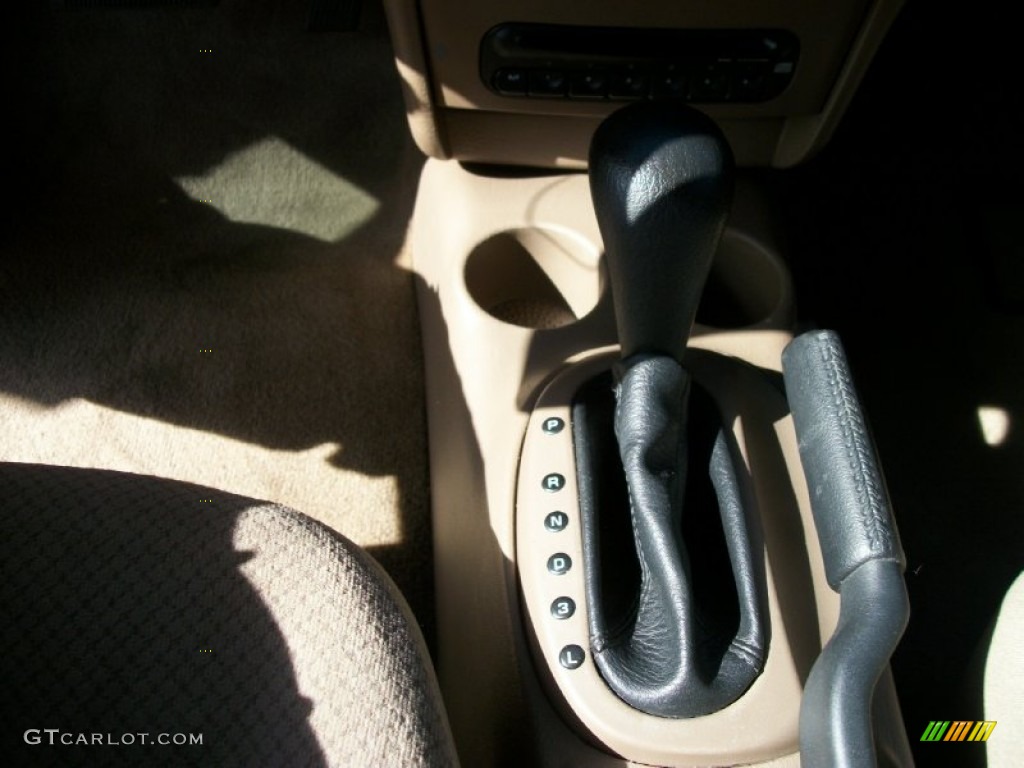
[
  {"x1": 589, "y1": 102, "x2": 733, "y2": 365},
  {"x1": 782, "y1": 330, "x2": 905, "y2": 589}
]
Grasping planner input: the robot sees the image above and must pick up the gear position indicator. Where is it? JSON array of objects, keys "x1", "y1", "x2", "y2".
[
  {"x1": 542, "y1": 473, "x2": 566, "y2": 492},
  {"x1": 559, "y1": 644, "x2": 586, "y2": 670},
  {"x1": 551, "y1": 597, "x2": 576, "y2": 619},
  {"x1": 542, "y1": 417, "x2": 565, "y2": 435},
  {"x1": 547, "y1": 553, "x2": 572, "y2": 575},
  {"x1": 544, "y1": 511, "x2": 569, "y2": 532}
]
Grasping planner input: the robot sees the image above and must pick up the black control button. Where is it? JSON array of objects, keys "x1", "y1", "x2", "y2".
[
  {"x1": 773, "y1": 60, "x2": 796, "y2": 77},
  {"x1": 767, "y1": 59, "x2": 797, "y2": 98},
  {"x1": 559, "y1": 644, "x2": 586, "y2": 669},
  {"x1": 609, "y1": 67, "x2": 650, "y2": 100},
  {"x1": 493, "y1": 68, "x2": 528, "y2": 96},
  {"x1": 690, "y1": 60, "x2": 733, "y2": 101},
  {"x1": 544, "y1": 511, "x2": 569, "y2": 532},
  {"x1": 541, "y1": 417, "x2": 565, "y2": 435},
  {"x1": 569, "y1": 71, "x2": 608, "y2": 100},
  {"x1": 542, "y1": 473, "x2": 565, "y2": 493},
  {"x1": 547, "y1": 553, "x2": 572, "y2": 575},
  {"x1": 732, "y1": 60, "x2": 770, "y2": 101},
  {"x1": 653, "y1": 64, "x2": 687, "y2": 99},
  {"x1": 529, "y1": 69, "x2": 568, "y2": 97},
  {"x1": 551, "y1": 597, "x2": 576, "y2": 620},
  {"x1": 759, "y1": 34, "x2": 783, "y2": 55}
]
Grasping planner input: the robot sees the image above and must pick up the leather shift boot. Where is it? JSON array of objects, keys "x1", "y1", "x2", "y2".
[{"x1": 574, "y1": 355, "x2": 766, "y2": 718}]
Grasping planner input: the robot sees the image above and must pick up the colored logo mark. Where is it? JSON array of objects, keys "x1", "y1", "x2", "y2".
[{"x1": 920, "y1": 721, "x2": 997, "y2": 742}]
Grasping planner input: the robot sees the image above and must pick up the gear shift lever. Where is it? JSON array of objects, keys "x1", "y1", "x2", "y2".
[
  {"x1": 575, "y1": 102, "x2": 765, "y2": 718},
  {"x1": 589, "y1": 102, "x2": 734, "y2": 365}
]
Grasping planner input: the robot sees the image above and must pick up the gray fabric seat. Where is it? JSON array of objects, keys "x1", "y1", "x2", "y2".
[{"x1": 0, "y1": 463, "x2": 459, "y2": 767}]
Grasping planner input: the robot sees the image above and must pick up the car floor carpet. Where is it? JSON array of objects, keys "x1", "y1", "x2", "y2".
[{"x1": 0, "y1": 2, "x2": 435, "y2": 638}]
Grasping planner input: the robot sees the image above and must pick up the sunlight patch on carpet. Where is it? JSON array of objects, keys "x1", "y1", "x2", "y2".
[
  {"x1": 0, "y1": 398, "x2": 402, "y2": 548},
  {"x1": 174, "y1": 137, "x2": 379, "y2": 241}
]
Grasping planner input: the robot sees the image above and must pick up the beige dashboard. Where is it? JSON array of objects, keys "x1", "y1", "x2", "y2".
[{"x1": 383, "y1": 0, "x2": 905, "y2": 168}]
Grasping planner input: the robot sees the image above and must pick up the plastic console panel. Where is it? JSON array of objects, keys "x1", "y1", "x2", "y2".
[{"x1": 410, "y1": 160, "x2": 911, "y2": 767}]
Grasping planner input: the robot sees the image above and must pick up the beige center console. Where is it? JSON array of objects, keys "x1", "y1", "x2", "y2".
[
  {"x1": 408, "y1": 165, "x2": 909, "y2": 766},
  {"x1": 386, "y1": 2, "x2": 910, "y2": 765}
]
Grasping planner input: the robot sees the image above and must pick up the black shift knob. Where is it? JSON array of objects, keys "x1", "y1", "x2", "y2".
[{"x1": 589, "y1": 102, "x2": 734, "y2": 365}]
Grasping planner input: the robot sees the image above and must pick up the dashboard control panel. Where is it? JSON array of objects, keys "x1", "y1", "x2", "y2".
[{"x1": 481, "y1": 24, "x2": 799, "y2": 104}]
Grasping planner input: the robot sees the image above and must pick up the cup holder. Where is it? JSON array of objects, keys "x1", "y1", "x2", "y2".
[
  {"x1": 464, "y1": 227, "x2": 602, "y2": 330},
  {"x1": 465, "y1": 226, "x2": 788, "y2": 332},
  {"x1": 696, "y1": 229, "x2": 793, "y2": 330}
]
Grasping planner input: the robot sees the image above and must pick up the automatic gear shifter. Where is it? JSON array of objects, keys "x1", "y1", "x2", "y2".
[
  {"x1": 574, "y1": 102, "x2": 767, "y2": 718},
  {"x1": 590, "y1": 101, "x2": 733, "y2": 364}
]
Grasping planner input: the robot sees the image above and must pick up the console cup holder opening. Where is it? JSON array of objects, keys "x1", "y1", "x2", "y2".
[
  {"x1": 696, "y1": 230, "x2": 792, "y2": 329},
  {"x1": 465, "y1": 227, "x2": 602, "y2": 330}
]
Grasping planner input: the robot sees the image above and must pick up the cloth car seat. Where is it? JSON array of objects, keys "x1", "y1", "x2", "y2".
[{"x1": 0, "y1": 462, "x2": 459, "y2": 767}]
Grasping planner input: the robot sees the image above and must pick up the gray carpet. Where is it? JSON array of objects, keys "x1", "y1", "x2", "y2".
[{"x1": 0, "y1": 2, "x2": 433, "y2": 633}]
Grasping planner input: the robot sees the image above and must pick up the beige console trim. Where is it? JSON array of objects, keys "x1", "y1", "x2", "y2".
[
  {"x1": 412, "y1": 160, "x2": 615, "y2": 768},
  {"x1": 773, "y1": 0, "x2": 907, "y2": 166},
  {"x1": 382, "y1": 0, "x2": 448, "y2": 158},
  {"x1": 516, "y1": 348, "x2": 838, "y2": 766}
]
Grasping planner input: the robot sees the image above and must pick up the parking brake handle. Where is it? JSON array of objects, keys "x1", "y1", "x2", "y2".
[{"x1": 783, "y1": 330, "x2": 911, "y2": 767}]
